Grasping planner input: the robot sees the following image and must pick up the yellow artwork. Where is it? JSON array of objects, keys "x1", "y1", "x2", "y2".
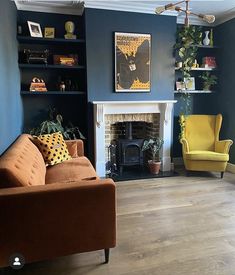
[
  {"x1": 115, "y1": 32, "x2": 151, "y2": 92},
  {"x1": 44, "y1": 27, "x2": 55, "y2": 38}
]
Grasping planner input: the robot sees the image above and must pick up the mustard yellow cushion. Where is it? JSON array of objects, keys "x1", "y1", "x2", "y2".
[
  {"x1": 32, "y1": 132, "x2": 72, "y2": 166},
  {"x1": 185, "y1": 150, "x2": 229, "y2": 162}
]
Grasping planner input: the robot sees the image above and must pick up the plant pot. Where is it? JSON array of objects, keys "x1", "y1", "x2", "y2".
[
  {"x1": 148, "y1": 160, "x2": 161, "y2": 175},
  {"x1": 203, "y1": 85, "x2": 211, "y2": 91}
]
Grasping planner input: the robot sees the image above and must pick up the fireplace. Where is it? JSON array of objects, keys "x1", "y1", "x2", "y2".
[{"x1": 93, "y1": 101, "x2": 176, "y2": 177}]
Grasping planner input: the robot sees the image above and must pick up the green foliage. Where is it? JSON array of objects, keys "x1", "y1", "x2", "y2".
[
  {"x1": 142, "y1": 137, "x2": 164, "y2": 161},
  {"x1": 199, "y1": 72, "x2": 218, "y2": 90},
  {"x1": 174, "y1": 25, "x2": 202, "y2": 78},
  {"x1": 30, "y1": 107, "x2": 85, "y2": 140}
]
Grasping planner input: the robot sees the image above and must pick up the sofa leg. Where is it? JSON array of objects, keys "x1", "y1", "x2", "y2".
[
  {"x1": 221, "y1": 172, "x2": 224, "y2": 179},
  {"x1": 104, "y1": 248, "x2": 110, "y2": 263}
]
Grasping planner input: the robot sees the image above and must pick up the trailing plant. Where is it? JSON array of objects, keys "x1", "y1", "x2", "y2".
[
  {"x1": 199, "y1": 71, "x2": 217, "y2": 90},
  {"x1": 30, "y1": 107, "x2": 85, "y2": 140},
  {"x1": 174, "y1": 25, "x2": 202, "y2": 78},
  {"x1": 174, "y1": 25, "x2": 202, "y2": 138},
  {"x1": 142, "y1": 137, "x2": 164, "y2": 162}
]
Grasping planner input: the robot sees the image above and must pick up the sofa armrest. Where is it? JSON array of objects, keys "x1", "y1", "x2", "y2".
[
  {"x1": 0, "y1": 179, "x2": 116, "y2": 267},
  {"x1": 65, "y1": 139, "x2": 84, "y2": 157},
  {"x1": 180, "y1": 138, "x2": 189, "y2": 153},
  {"x1": 215, "y1": 140, "x2": 233, "y2": 154}
]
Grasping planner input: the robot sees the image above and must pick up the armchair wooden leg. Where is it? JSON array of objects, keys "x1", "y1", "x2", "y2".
[
  {"x1": 104, "y1": 248, "x2": 110, "y2": 263},
  {"x1": 221, "y1": 172, "x2": 224, "y2": 179}
]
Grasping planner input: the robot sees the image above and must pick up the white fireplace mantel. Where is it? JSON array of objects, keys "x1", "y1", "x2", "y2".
[{"x1": 93, "y1": 100, "x2": 177, "y2": 177}]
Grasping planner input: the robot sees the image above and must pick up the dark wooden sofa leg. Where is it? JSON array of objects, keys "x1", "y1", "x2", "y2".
[
  {"x1": 221, "y1": 172, "x2": 224, "y2": 179},
  {"x1": 104, "y1": 248, "x2": 110, "y2": 263}
]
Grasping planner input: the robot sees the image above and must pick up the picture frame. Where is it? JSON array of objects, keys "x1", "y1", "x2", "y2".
[
  {"x1": 184, "y1": 77, "x2": 195, "y2": 90},
  {"x1": 44, "y1": 27, "x2": 55, "y2": 38},
  {"x1": 115, "y1": 32, "x2": 151, "y2": 92},
  {"x1": 27, "y1": 21, "x2": 43, "y2": 38},
  {"x1": 176, "y1": 81, "x2": 186, "y2": 91}
]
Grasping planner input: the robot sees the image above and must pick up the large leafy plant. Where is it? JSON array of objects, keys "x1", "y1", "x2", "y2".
[
  {"x1": 30, "y1": 108, "x2": 85, "y2": 140},
  {"x1": 174, "y1": 25, "x2": 202, "y2": 78},
  {"x1": 199, "y1": 72, "x2": 217, "y2": 90},
  {"x1": 142, "y1": 138, "x2": 164, "y2": 162}
]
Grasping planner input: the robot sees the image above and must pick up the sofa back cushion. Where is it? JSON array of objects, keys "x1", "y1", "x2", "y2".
[{"x1": 0, "y1": 134, "x2": 46, "y2": 188}]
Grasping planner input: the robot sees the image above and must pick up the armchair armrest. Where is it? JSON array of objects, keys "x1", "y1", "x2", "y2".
[
  {"x1": 65, "y1": 139, "x2": 84, "y2": 157},
  {"x1": 215, "y1": 140, "x2": 233, "y2": 154},
  {"x1": 180, "y1": 138, "x2": 189, "y2": 153},
  {"x1": 0, "y1": 179, "x2": 116, "y2": 267}
]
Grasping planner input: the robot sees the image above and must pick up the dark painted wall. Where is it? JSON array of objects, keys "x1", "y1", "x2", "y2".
[
  {"x1": 85, "y1": 8, "x2": 176, "y2": 102},
  {"x1": 213, "y1": 18, "x2": 235, "y2": 164},
  {"x1": 0, "y1": 0, "x2": 22, "y2": 154}
]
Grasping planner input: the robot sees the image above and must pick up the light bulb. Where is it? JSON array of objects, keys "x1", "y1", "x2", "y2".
[
  {"x1": 155, "y1": 6, "x2": 166, "y2": 14},
  {"x1": 203, "y1": 14, "x2": 215, "y2": 24}
]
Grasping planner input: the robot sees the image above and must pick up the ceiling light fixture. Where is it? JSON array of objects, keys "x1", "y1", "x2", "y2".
[{"x1": 155, "y1": 0, "x2": 215, "y2": 26}]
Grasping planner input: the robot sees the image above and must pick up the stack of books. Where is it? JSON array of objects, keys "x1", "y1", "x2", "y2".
[{"x1": 202, "y1": 57, "x2": 217, "y2": 68}]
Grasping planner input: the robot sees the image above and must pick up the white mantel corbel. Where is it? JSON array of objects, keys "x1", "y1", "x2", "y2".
[{"x1": 93, "y1": 100, "x2": 177, "y2": 177}]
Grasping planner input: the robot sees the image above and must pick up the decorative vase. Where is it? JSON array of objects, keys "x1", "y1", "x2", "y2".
[
  {"x1": 203, "y1": 31, "x2": 210, "y2": 46},
  {"x1": 148, "y1": 160, "x2": 161, "y2": 174}
]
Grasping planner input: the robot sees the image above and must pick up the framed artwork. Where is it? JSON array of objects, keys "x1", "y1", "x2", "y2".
[
  {"x1": 176, "y1": 81, "x2": 186, "y2": 91},
  {"x1": 27, "y1": 21, "x2": 43, "y2": 38},
  {"x1": 115, "y1": 32, "x2": 151, "y2": 92},
  {"x1": 184, "y1": 77, "x2": 195, "y2": 90},
  {"x1": 44, "y1": 27, "x2": 55, "y2": 38}
]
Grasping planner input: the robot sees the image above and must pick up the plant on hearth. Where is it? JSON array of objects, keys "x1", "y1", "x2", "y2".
[
  {"x1": 30, "y1": 107, "x2": 85, "y2": 140},
  {"x1": 142, "y1": 137, "x2": 164, "y2": 174}
]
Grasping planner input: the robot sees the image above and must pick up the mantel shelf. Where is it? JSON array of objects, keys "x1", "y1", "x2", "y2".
[
  {"x1": 17, "y1": 36, "x2": 85, "y2": 45},
  {"x1": 19, "y1": 64, "x2": 85, "y2": 70}
]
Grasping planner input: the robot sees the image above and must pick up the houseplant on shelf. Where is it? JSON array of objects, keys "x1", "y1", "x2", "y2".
[
  {"x1": 199, "y1": 72, "x2": 218, "y2": 91},
  {"x1": 30, "y1": 107, "x2": 85, "y2": 140},
  {"x1": 142, "y1": 137, "x2": 164, "y2": 174}
]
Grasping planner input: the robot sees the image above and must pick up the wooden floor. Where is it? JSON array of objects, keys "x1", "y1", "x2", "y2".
[{"x1": 5, "y1": 168, "x2": 235, "y2": 275}]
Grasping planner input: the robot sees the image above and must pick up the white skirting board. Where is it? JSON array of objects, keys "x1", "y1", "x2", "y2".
[
  {"x1": 226, "y1": 163, "x2": 235, "y2": 174},
  {"x1": 173, "y1": 158, "x2": 235, "y2": 174}
]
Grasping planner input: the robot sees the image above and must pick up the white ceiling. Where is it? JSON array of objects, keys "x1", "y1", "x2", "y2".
[{"x1": 15, "y1": 0, "x2": 235, "y2": 26}]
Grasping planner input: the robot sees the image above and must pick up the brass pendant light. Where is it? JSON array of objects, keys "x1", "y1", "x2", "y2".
[{"x1": 155, "y1": 0, "x2": 215, "y2": 26}]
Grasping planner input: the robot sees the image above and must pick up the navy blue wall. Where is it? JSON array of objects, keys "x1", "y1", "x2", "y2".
[
  {"x1": 213, "y1": 18, "x2": 235, "y2": 164},
  {"x1": 0, "y1": 0, "x2": 22, "y2": 154},
  {"x1": 85, "y1": 8, "x2": 176, "y2": 102}
]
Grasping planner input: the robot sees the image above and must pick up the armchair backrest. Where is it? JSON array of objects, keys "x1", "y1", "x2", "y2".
[{"x1": 181, "y1": 114, "x2": 222, "y2": 151}]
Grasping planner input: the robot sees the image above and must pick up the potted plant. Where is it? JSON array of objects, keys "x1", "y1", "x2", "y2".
[
  {"x1": 199, "y1": 72, "x2": 217, "y2": 91},
  {"x1": 142, "y1": 137, "x2": 164, "y2": 174},
  {"x1": 30, "y1": 107, "x2": 85, "y2": 140}
]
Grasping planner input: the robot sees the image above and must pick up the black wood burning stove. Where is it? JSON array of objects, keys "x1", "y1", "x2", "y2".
[{"x1": 116, "y1": 122, "x2": 144, "y2": 175}]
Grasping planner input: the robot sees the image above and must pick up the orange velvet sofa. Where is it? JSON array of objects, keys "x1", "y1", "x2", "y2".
[{"x1": 0, "y1": 134, "x2": 116, "y2": 267}]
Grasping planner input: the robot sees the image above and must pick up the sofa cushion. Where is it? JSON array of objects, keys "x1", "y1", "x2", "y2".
[
  {"x1": 32, "y1": 132, "x2": 72, "y2": 166},
  {"x1": 185, "y1": 150, "x2": 229, "y2": 162},
  {"x1": 0, "y1": 134, "x2": 46, "y2": 188},
  {"x1": 46, "y1": 157, "x2": 98, "y2": 184}
]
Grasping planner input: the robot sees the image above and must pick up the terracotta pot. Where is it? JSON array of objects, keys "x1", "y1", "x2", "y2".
[{"x1": 148, "y1": 160, "x2": 161, "y2": 174}]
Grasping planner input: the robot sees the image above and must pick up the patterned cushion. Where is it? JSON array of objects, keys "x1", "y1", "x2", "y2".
[{"x1": 32, "y1": 132, "x2": 72, "y2": 166}]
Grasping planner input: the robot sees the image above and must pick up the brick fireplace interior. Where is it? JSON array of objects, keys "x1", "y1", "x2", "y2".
[{"x1": 105, "y1": 113, "x2": 160, "y2": 177}]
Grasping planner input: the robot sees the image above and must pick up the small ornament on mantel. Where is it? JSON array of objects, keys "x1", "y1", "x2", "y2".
[
  {"x1": 64, "y1": 21, "x2": 77, "y2": 39},
  {"x1": 59, "y1": 81, "x2": 66, "y2": 92}
]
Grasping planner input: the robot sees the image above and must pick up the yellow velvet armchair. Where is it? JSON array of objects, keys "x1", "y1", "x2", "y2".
[{"x1": 180, "y1": 114, "x2": 233, "y2": 178}]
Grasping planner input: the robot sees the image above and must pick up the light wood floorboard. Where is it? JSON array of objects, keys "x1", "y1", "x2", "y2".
[{"x1": 3, "y1": 169, "x2": 235, "y2": 275}]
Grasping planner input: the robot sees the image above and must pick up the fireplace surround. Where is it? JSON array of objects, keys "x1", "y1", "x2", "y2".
[{"x1": 93, "y1": 101, "x2": 177, "y2": 177}]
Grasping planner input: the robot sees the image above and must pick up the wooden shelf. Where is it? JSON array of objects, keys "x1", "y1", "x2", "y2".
[
  {"x1": 17, "y1": 36, "x2": 85, "y2": 45},
  {"x1": 175, "y1": 67, "x2": 217, "y2": 71},
  {"x1": 21, "y1": 91, "x2": 86, "y2": 95},
  {"x1": 174, "y1": 90, "x2": 213, "y2": 94},
  {"x1": 192, "y1": 44, "x2": 220, "y2": 49},
  {"x1": 19, "y1": 64, "x2": 85, "y2": 70}
]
